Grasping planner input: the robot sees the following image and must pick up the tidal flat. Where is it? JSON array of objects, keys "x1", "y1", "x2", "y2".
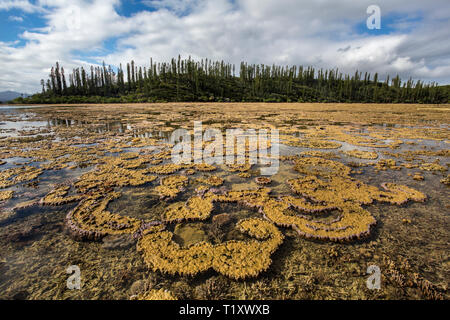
[{"x1": 0, "y1": 103, "x2": 448, "y2": 300}]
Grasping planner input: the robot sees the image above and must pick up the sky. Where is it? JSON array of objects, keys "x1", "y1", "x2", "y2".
[{"x1": 0, "y1": 0, "x2": 449, "y2": 93}]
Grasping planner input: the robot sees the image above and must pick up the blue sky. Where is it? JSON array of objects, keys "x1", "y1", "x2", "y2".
[
  {"x1": 0, "y1": 8, "x2": 45, "y2": 43},
  {"x1": 1, "y1": 0, "x2": 449, "y2": 93}
]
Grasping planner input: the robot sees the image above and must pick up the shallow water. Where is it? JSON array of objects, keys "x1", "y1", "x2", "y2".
[{"x1": 0, "y1": 103, "x2": 448, "y2": 300}]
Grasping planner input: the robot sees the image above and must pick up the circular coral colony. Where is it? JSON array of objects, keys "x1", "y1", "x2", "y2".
[
  {"x1": 1, "y1": 113, "x2": 445, "y2": 296},
  {"x1": 30, "y1": 148, "x2": 429, "y2": 281}
]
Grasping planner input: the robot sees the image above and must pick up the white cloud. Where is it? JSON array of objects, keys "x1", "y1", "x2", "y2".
[
  {"x1": 142, "y1": 0, "x2": 202, "y2": 15},
  {"x1": 0, "y1": 0, "x2": 44, "y2": 13},
  {"x1": 8, "y1": 15, "x2": 23, "y2": 21},
  {"x1": 0, "y1": 0, "x2": 450, "y2": 93}
]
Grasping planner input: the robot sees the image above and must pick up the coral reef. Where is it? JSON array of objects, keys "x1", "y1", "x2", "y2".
[
  {"x1": 420, "y1": 163, "x2": 447, "y2": 172},
  {"x1": 66, "y1": 193, "x2": 141, "y2": 241},
  {"x1": 373, "y1": 159, "x2": 401, "y2": 171},
  {"x1": 270, "y1": 174, "x2": 427, "y2": 241},
  {"x1": 238, "y1": 172, "x2": 251, "y2": 178},
  {"x1": 255, "y1": 177, "x2": 272, "y2": 185},
  {"x1": 281, "y1": 135, "x2": 341, "y2": 149},
  {"x1": 75, "y1": 159, "x2": 157, "y2": 192},
  {"x1": 0, "y1": 209, "x2": 16, "y2": 223},
  {"x1": 380, "y1": 183, "x2": 427, "y2": 204},
  {"x1": 291, "y1": 157, "x2": 351, "y2": 177},
  {"x1": 194, "y1": 163, "x2": 217, "y2": 172},
  {"x1": 0, "y1": 166, "x2": 43, "y2": 189},
  {"x1": 344, "y1": 149, "x2": 378, "y2": 160},
  {"x1": 132, "y1": 289, "x2": 177, "y2": 300},
  {"x1": 300, "y1": 151, "x2": 340, "y2": 159},
  {"x1": 412, "y1": 173, "x2": 424, "y2": 181},
  {"x1": 197, "y1": 175, "x2": 224, "y2": 186},
  {"x1": 1, "y1": 103, "x2": 446, "y2": 299},
  {"x1": 137, "y1": 218, "x2": 283, "y2": 279},
  {"x1": 227, "y1": 163, "x2": 252, "y2": 173},
  {"x1": 440, "y1": 175, "x2": 450, "y2": 186},
  {"x1": 146, "y1": 163, "x2": 183, "y2": 174},
  {"x1": 0, "y1": 190, "x2": 13, "y2": 201},
  {"x1": 383, "y1": 255, "x2": 444, "y2": 300},
  {"x1": 163, "y1": 196, "x2": 214, "y2": 223},
  {"x1": 40, "y1": 185, "x2": 82, "y2": 206},
  {"x1": 174, "y1": 223, "x2": 208, "y2": 247},
  {"x1": 155, "y1": 175, "x2": 188, "y2": 200}
]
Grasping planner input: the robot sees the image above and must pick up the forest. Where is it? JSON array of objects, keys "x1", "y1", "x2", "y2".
[{"x1": 11, "y1": 56, "x2": 449, "y2": 104}]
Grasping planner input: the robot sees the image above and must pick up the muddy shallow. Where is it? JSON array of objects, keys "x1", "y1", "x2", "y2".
[{"x1": 0, "y1": 103, "x2": 448, "y2": 300}]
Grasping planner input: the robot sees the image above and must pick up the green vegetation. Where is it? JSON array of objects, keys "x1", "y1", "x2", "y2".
[{"x1": 12, "y1": 57, "x2": 449, "y2": 104}]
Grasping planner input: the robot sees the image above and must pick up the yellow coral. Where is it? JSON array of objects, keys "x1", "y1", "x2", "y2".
[
  {"x1": 137, "y1": 218, "x2": 283, "y2": 279},
  {"x1": 133, "y1": 289, "x2": 177, "y2": 300},
  {"x1": 75, "y1": 160, "x2": 157, "y2": 192},
  {"x1": 197, "y1": 175, "x2": 224, "y2": 186},
  {"x1": 344, "y1": 149, "x2": 378, "y2": 160},
  {"x1": 0, "y1": 166, "x2": 43, "y2": 189},
  {"x1": 163, "y1": 196, "x2": 213, "y2": 222},
  {"x1": 373, "y1": 159, "x2": 401, "y2": 171},
  {"x1": 292, "y1": 157, "x2": 351, "y2": 177},
  {"x1": 67, "y1": 193, "x2": 142, "y2": 240},
  {"x1": 40, "y1": 185, "x2": 82, "y2": 206},
  {"x1": 146, "y1": 163, "x2": 183, "y2": 174},
  {"x1": 273, "y1": 175, "x2": 427, "y2": 241},
  {"x1": 155, "y1": 175, "x2": 188, "y2": 199},
  {"x1": 0, "y1": 190, "x2": 13, "y2": 201},
  {"x1": 420, "y1": 163, "x2": 447, "y2": 172}
]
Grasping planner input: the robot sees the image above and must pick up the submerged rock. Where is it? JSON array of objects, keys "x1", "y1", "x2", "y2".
[
  {"x1": 101, "y1": 233, "x2": 136, "y2": 250},
  {"x1": 173, "y1": 223, "x2": 208, "y2": 247}
]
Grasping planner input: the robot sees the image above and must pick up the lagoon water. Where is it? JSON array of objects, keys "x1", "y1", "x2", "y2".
[{"x1": 0, "y1": 103, "x2": 448, "y2": 300}]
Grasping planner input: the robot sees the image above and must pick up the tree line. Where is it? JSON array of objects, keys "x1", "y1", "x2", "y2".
[{"x1": 13, "y1": 56, "x2": 449, "y2": 104}]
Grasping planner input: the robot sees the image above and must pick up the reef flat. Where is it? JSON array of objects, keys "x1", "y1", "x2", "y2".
[{"x1": 0, "y1": 103, "x2": 448, "y2": 300}]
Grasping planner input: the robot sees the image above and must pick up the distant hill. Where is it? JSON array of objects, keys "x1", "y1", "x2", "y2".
[{"x1": 0, "y1": 91, "x2": 30, "y2": 103}]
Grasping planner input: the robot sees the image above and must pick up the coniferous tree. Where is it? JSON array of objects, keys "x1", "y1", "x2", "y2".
[{"x1": 24, "y1": 58, "x2": 447, "y2": 104}]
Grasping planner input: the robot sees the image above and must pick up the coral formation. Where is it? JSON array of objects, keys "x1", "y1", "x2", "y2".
[
  {"x1": 194, "y1": 163, "x2": 217, "y2": 172},
  {"x1": 146, "y1": 163, "x2": 183, "y2": 174},
  {"x1": 155, "y1": 175, "x2": 188, "y2": 199},
  {"x1": 420, "y1": 163, "x2": 447, "y2": 172},
  {"x1": 440, "y1": 175, "x2": 450, "y2": 186},
  {"x1": 300, "y1": 151, "x2": 340, "y2": 159},
  {"x1": 380, "y1": 183, "x2": 427, "y2": 204},
  {"x1": 373, "y1": 159, "x2": 401, "y2": 171},
  {"x1": 0, "y1": 166, "x2": 43, "y2": 189},
  {"x1": 291, "y1": 157, "x2": 351, "y2": 177},
  {"x1": 137, "y1": 218, "x2": 283, "y2": 279},
  {"x1": 197, "y1": 175, "x2": 224, "y2": 186},
  {"x1": 132, "y1": 289, "x2": 177, "y2": 300},
  {"x1": 255, "y1": 177, "x2": 272, "y2": 185},
  {"x1": 66, "y1": 192, "x2": 142, "y2": 241},
  {"x1": 281, "y1": 135, "x2": 341, "y2": 149},
  {"x1": 40, "y1": 185, "x2": 82, "y2": 206},
  {"x1": 412, "y1": 173, "x2": 424, "y2": 181},
  {"x1": 268, "y1": 174, "x2": 427, "y2": 241},
  {"x1": 0, "y1": 190, "x2": 13, "y2": 201},
  {"x1": 163, "y1": 196, "x2": 214, "y2": 223},
  {"x1": 344, "y1": 149, "x2": 378, "y2": 160},
  {"x1": 227, "y1": 163, "x2": 252, "y2": 173},
  {"x1": 75, "y1": 159, "x2": 157, "y2": 192},
  {"x1": 1, "y1": 103, "x2": 446, "y2": 299},
  {"x1": 238, "y1": 172, "x2": 251, "y2": 178}
]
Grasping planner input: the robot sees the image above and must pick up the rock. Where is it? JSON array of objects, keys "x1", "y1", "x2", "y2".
[
  {"x1": 173, "y1": 223, "x2": 208, "y2": 247},
  {"x1": 101, "y1": 234, "x2": 136, "y2": 250},
  {"x1": 212, "y1": 213, "x2": 232, "y2": 227}
]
